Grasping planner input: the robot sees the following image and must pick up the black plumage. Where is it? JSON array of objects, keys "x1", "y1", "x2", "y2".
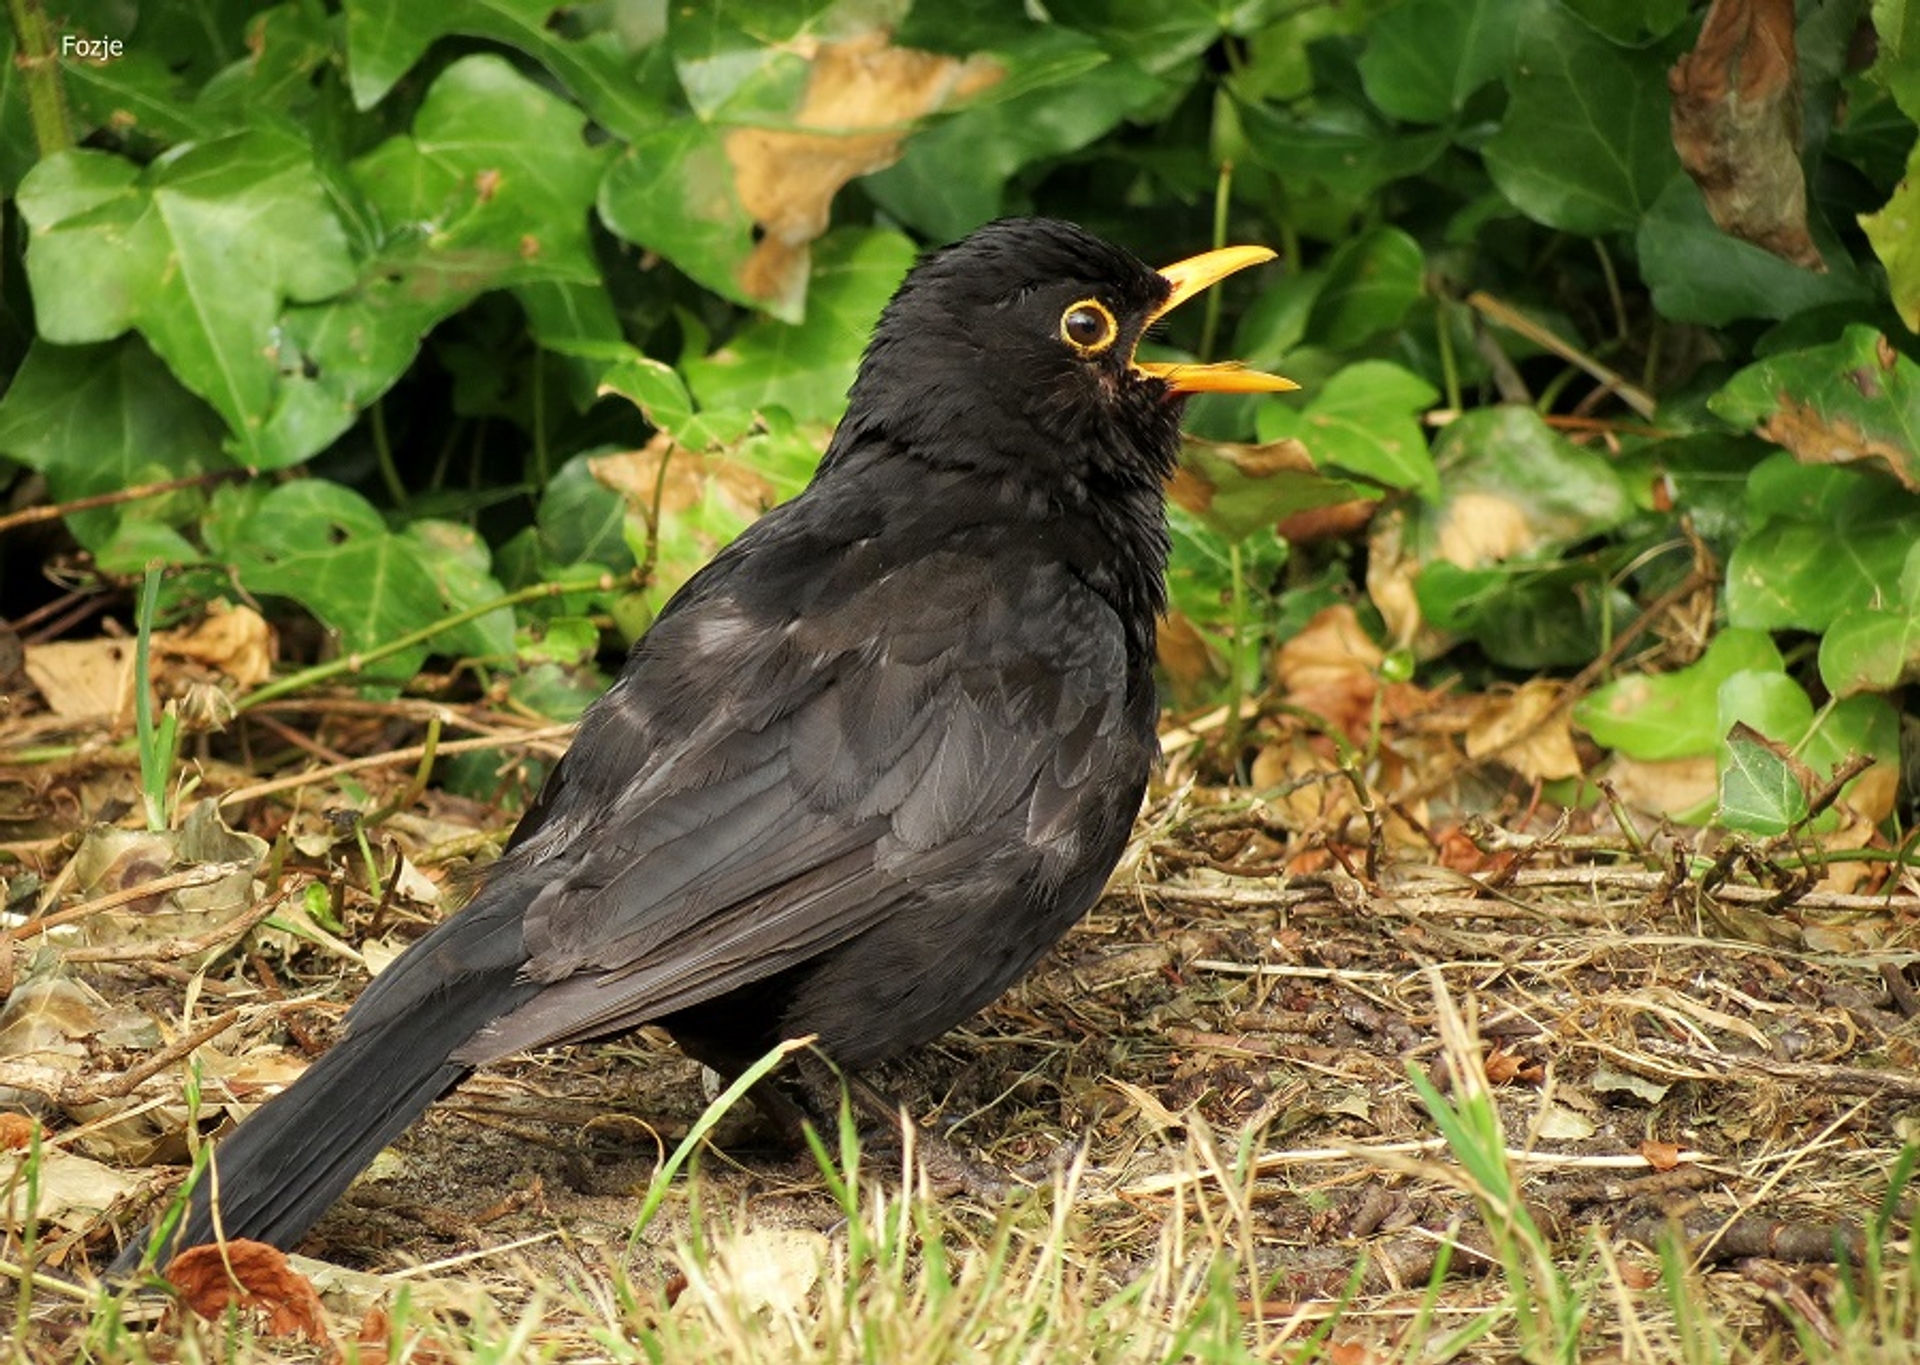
[{"x1": 111, "y1": 217, "x2": 1291, "y2": 1271}]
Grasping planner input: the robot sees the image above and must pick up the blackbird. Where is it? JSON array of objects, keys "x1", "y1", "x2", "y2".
[{"x1": 112, "y1": 217, "x2": 1293, "y2": 1272}]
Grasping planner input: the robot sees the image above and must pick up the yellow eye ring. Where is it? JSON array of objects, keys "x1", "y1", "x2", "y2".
[{"x1": 1059, "y1": 299, "x2": 1118, "y2": 354}]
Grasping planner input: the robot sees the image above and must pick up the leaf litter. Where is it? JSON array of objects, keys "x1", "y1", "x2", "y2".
[{"x1": 1, "y1": 596, "x2": 1916, "y2": 1361}]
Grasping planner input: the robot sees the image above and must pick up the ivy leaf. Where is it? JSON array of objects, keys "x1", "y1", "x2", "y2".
[
  {"x1": 865, "y1": 29, "x2": 1166, "y2": 239},
  {"x1": 343, "y1": 0, "x2": 663, "y2": 138},
  {"x1": 1710, "y1": 325, "x2": 1920, "y2": 492},
  {"x1": 1305, "y1": 227, "x2": 1426, "y2": 350},
  {"x1": 1483, "y1": 0, "x2": 1683, "y2": 233},
  {"x1": 1716, "y1": 721, "x2": 1811, "y2": 835},
  {"x1": 1357, "y1": 0, "x2": 1522, "y2": 123},
  {"x1": 1722, "y1": 459, "x2": 1920, "y2": 633},
  {"x1": 1639, "y1": 178, "x2": 1873, "y2": 326},
  {"x1": 1257, "y1": 362, "x2": 1438, "y2": 500},
  {"x1": 684, "y1": 229, "x2": 915, "y2": 423},
  {"x1": 1575, "y1": 628, "x2": 1784, "y2": 760},
  {"x1": 203, "y1": 482, "x2": 486, "y2": 677},
  {"x1": 265, "y1": 55, "x2": 613, "y2": 466},
  {"x1": 0, "y1": 338, "x2": 227, "y2": 552},
  {"x1": 1402, "y1": 405, "x2": 1634, "y2": 556},
  {"x1": 1860, "y1": 166, "x2": 1920, "y2": 332},
  {"x1": 17, "y1": 131, "x2": 356, "y2": 466},
  {"x1": 1818, "y1": 541, "x2": 1920, "y2": 695},
  {"x1": 598, "y1": 122, "x2": 759, "y2": 310}
]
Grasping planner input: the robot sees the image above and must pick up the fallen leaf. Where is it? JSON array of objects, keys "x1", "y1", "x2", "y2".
[
  {"x1": 1591, "y1": 1064, "x2": 1672, "y2": 1106},
  {"x1": 160, "y1": 600, "x2": 275, "y2": 689},
  {"x1": 1155, "y1": 610, "x2": 1220, "y2": 697},
  {"x1": 676, "y1": 1225, "x2": 827, "y2": 1322},
  {"x1": 167, "y1": 1240, "x2": 332, "y2": 1347},
  {"x1": 1273, "y1": 603, "x2": 1384, "y2": 741},
  {"x1": 2, "y1": 1144, "x2": 142, "y2": 1232},
  {"x1": 1464, "y1": 680, "x2": 1582, "y2": 781},
  {"x1": 1602, "y1": 753, "x2": 1719, "y2": 820},
  {"x1": 1638, "y1": 1139, "x2": 1685, "y2": 1172},
  {"x1": 0, "y1": 1114, "x2": 36, "y2": 1149},
  {"x1": 20, "y1": 638, "x2": 136, "y2": 722},
  {"x1": 356, "y1": 1305, "x2": 456, "y2": 1365},
  {"x1": 1535, "y1": 1102, "x2": 1598, "y2": 1142},
  {"x1": 1483, "y1": 1046, "x2": 1544, "y2": 1086}
]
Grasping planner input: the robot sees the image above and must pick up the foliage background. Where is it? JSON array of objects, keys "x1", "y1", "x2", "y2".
[{"x1": 2, "y1": 0, "x2": 1918, "y2": 838}]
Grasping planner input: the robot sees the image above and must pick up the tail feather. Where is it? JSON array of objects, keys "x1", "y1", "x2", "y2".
[{"x1": 112, "y1": 883, "x2": 541, "y2": 1275}]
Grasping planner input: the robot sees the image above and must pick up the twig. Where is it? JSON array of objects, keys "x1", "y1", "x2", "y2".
[
  {"x1": 1466, "y1": 290, "x2": 1658, "y2": 419},
  {"x1": 12, "y1": 862, "x2": 254, "y2": 935},
  {"x1": 215, "y1": 723, "x2": 575, "y2": 808},
  {"x1": 0, "y1": 468, "x2": 247, "y2": 538},
  {"x1": 93, "y1": 1008, "x2": 243, "y2": 1099}
]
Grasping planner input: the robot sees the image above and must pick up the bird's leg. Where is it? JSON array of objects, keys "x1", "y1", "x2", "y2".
[
  {"x1": 675, "y1": 1033, "x2": 1032, "y2": 1201},
  {"x1": 779, "y1": 1056, "x2": 1019, "y2": 1202}
]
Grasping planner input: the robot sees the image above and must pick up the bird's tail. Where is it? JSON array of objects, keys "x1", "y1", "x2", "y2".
[{"x1": 111, "y1": 884, "x2": 542, "y2": 1276}]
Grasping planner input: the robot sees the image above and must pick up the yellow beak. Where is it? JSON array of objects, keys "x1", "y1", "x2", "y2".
[{"x1": 1132, "y1": 245, "x2": 1299, "y2": 395}]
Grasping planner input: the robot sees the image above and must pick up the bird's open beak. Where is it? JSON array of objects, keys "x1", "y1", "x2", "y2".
[{"x1": 1132, "y1": 246, "x2": 1299, "y2": 395}]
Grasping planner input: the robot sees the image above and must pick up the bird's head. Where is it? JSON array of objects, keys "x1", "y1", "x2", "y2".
[{"x1": 837, "y1": 217, "x2": 1296, "y2": 492}]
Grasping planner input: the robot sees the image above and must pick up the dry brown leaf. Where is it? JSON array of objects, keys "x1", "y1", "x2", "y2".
[
  {"x1": 725, "y1": 32, "x2": 1002, "y2": 311},
  {"x1": 676, "y1": 1225, "x2": 827, "y2": 1323},
  {"x1": 1668, "y1": 0, "x2": 1822, "y2": 269},
  {"x1": 1603, "y1": 753, "x2": 1719, "y2": 818},
  {"x1": 1638, "y1": 1139, "x2": 1685, "y2": 1172},
  {"x1": 1154, "y1": 610, "x2": 1220, "y2": 697},
  {"x1": 1273, "y1": 604, "x2": 1385, "y2": 741},
  {"x1": 1463, "y1": 680, "x2": 1582, "y2": 782},
  {"x1": 1364, "y1": 508, "x2": 1429, "y2": 652},
  {"x1": 20, "y1": 638, "x2": 136, "y2": 722},
  {"x1": 1274, "y1": 499, "x2": 1377, "y2": 546},
  {"x1": 167, "y1": 1239, "x2": 333, "y2": 1349},
  {"x1": 3, "y1": 1143, "x2": 142, "y2": 1232},
  {"x1": 356, "y1": 1306, "x2": 456, "y2": 1365},
  {"x1": 160, "y1": 600, "x2": 275, "y2": 689},
  {"x1": 0, "y1": 1113, "x2": 35, "y2": 1150}
]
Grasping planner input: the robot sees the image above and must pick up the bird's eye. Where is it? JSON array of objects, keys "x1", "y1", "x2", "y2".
[{"x1": 1059, "y1": 300, "x2": 1118, "y2": 354}]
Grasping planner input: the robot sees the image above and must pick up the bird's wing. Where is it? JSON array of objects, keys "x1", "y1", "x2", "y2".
[{"x1": 452, "y1": 526, "x2": 1140, "y2": 1063}]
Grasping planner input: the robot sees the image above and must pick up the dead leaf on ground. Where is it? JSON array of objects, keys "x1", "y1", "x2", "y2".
[
  {"x1": 167, "y1": 1240, "x2": 333, "y2": 1349},
  {"x1": 159, "y1": 600, "x2": 275, "y2": 690},
  {"x1": 1669, "y1": 0, "x2": 1822, "y2": 269},
  {"x1": 1464, "y1": 680, "x2": 1582, "y2": 782},
  {"x1": 1603, "y1": 753, "x2": 1719, "y2": 819},
  {"x1": 2, "y1": 1142, "x2": 142, "y2": 1233},
  {"x1": 1155, "y1": 610, "x2": 1221, "y2": 698},
  {"x1": 1273, "y1": 604, "x2": 1385, "y2": 741},
  {"x1": 356, "y1": 1306, "x2": 457, "y2": 1365},
  {"x1": 726, "y1": 31, "x2": 1002, "y2": 312},
  {"x1": 21, "y1": 638, "x2": 136, "y2": 723},
  {"x1": 675, "y1": 1224, "x2": 827, "y2": 1323},
  {"x1": 67, "y1": 800, "x2": 267, "y2": 955},
  {"x1": 1639, "y1": 1139, "x2": 1686, "y2": 1172}
]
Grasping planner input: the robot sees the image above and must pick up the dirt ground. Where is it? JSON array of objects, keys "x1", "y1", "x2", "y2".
[{"x1": 4, "y1": 695, "x2": 1919, "y2": 1355}]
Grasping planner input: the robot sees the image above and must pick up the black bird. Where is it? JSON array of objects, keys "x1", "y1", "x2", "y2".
[{"x1": 112, "y1": 217, "x2": 1293, "y2": 1271}]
